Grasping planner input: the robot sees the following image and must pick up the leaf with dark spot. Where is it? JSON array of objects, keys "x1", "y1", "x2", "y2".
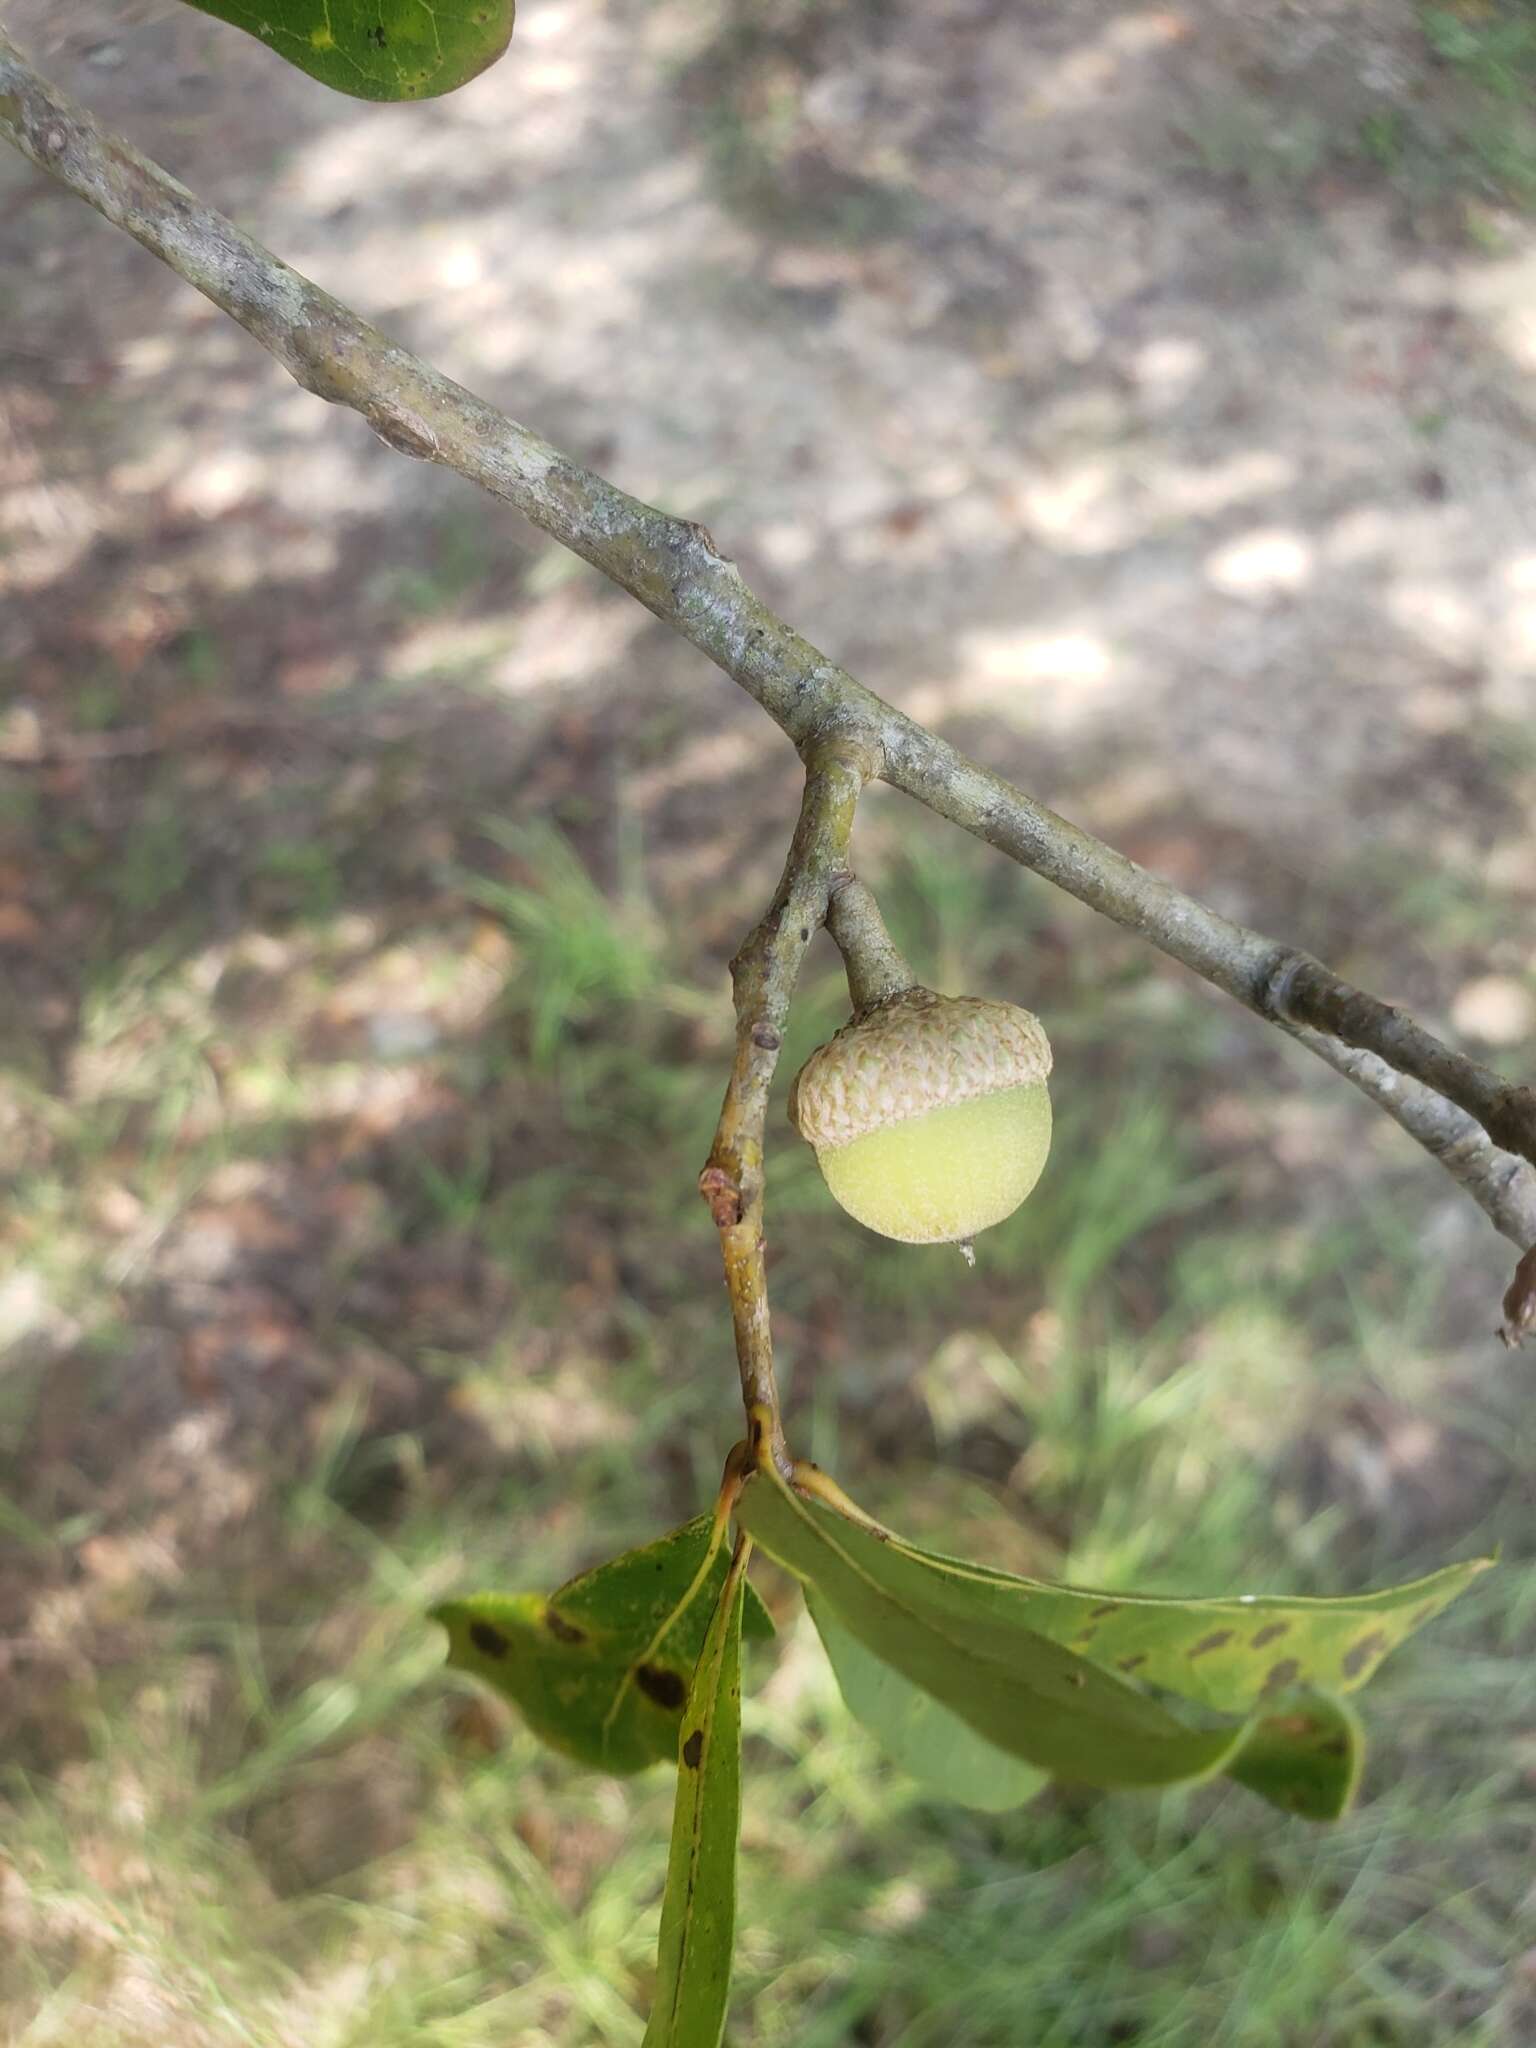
[
  {"x1": 740, "y1": 1470, "x2": 1320, "y2": 1811},
  {"x1": 432, "y1": 1513, "x2": 772, "y2": 1775},
  {"x1": 740, "y1": 1476, "x2": 1487, "y2": 1718},
  {"x1": 738, "y1": 1465, "x2": 1486, "y2": 1821},
  {"x1": 1227, "y1": 1691, "x2": 1363, "y2": 1821},
  {"x1": 644, "y1": 1547, "x2": 748, "y2": 2047}
]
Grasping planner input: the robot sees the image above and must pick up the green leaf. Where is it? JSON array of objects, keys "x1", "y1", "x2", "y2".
[
  {"x1": 1226, "y1": 1689, "x2": 1363, "y2": 1822},
  {"x1": 643, "y1": 1541, "x2": 749, "y2": 2048},
  {"x1": 842, "y1": 1520, "x2": 1491, "y2": 1715},
  {"x1": 177, "y1": 0, "x2": 516, "y2": 101},
  {"x1": 432, "y1": 1514, "x2": 773, "y2": 1775},
  {"x1": 807, "y1": 1592, "x2": 1047, "y2": 1813},
  {"x1": 738, "y1": 1468, "x2": 1240, "y2": 1790},
  {"x1": 737, "y1": 1468, "x2": 1486, "y2": 1818}
]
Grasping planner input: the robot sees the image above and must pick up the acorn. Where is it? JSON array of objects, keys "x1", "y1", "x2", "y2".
[{"x1": 788, "y1": 985, "x2": 1053, "y2": 1247}]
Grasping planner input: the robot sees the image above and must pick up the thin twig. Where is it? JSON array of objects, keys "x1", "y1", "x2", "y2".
[
  {"x1": 2, "y1": 30, "x2": 1532, "y2": 1255},
  {"x1": 1274, "y1": 959, "x2": 1536, "y2": 1166},
  {"x1": 699, "y1": 735, "x2": 878, "y2": 1471},
  {"x1": 824, "y1": 875, "x2": 917, "y2": 1017},
  {"x1": 1284, "y1": 1027, "x2": 1536, "y2": 1253},
  {"x1": 1500, "y1": 1244, "x2": 1536, "y2": 1350}
]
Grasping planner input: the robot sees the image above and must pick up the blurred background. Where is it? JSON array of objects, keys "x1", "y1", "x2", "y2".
[{"x1": 2, "y1": 1, "x2": 1535, "y2": 2041}]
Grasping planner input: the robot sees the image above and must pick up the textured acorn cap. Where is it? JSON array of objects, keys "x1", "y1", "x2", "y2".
[{"x1": 788, "y1": 987, "x2": 1053, "y2": 1151}]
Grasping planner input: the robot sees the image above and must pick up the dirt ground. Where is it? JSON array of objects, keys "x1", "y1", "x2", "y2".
[{"x1": 1, "y1": 1, "x2": 1535, "y2": 2040}]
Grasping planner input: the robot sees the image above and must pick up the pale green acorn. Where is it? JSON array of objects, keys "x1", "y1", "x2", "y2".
[{"x1": 788, "y1": 987, "x2": 1052, "y2": 1247}]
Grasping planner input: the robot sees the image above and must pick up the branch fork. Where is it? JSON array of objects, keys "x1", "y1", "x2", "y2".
[{"x1": 695, "y1": 732, "x2": 880, "y2": 1469}]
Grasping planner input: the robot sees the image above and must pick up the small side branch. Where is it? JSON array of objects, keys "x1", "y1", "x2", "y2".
[
  {"x1": 1271, "y1": 956, "x2": 1536, "y2": 1167},
  {"x1": 700, "y1": 735, "x2": 879, "y2": 1469},
  {"x1": 825, "y1": 876, "x2": 917, "y2": 1017},
  {"x1": 1286, "y1": 1025, "x2": 1536, "y2": 1261},
  {"x1": 1501, "y1": 1244, "x2": 1536, "y2": 1350}
]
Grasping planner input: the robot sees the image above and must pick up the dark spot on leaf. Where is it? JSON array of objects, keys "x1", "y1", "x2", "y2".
[
  {"x1": 469, "y1": 1621, "x2": 509, "y2": 1659},
  {"x1": 1072, "y1": 1625, "x2": 1098, "y2": 1644},
  {"x1": 1065, "y1": 1671, "x2": 1085, "y2": 1688},
  {"x1": 544, "y1": 1609, "x2": 585, "y2": 1645},
  {"x1": 1250, "y1": 1621, "x2": 1290, "y2": 1649},
  {"x1": 1089, "y1": 1602, "x2": 1122, "y2": 1620},
  {"x1": 1263, "y1": 1712, "x2": 1316, "y2": 1738},
  {"x1": 1264, "y1": 1657, "x2": 1301, "y2": 1692},
  {"x1": 1117, "y1": 1653, "x2": 1147, "y2": 1673},
  {"x1": 682, "y1": 1729, "x2": 704, "y2": 1769},
  {"x1": 1321, "y1": 1735, "x2": 1350, "y2": 1757},
  {"x1": 636, "y1": 1663, "x2": 688, "y2": 1710},
  {"x1": 1342, "y1": 1629, "x2": 1388, "y2": 1680},
  {"x1": 1188, "y1": 1630, "x2": 1234, "y2": 1659},
  {"x1": 367, "y1": 23, "x2": 388, "y2": 47}
]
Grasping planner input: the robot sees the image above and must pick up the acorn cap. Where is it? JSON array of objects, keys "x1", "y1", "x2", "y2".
[{"x1": 788, "y1": 987, "x2": 1052, "y2": 1150}]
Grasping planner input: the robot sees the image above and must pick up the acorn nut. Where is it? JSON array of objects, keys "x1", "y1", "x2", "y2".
[{"x1": 788, "y1": 987, "x2": 1052, "y2": 1245}]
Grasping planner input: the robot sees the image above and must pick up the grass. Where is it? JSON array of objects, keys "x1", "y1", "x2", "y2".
[
  {"x1": 1173, "y1": 5, "x2": 1536, "y2": 216},
  {"x1": 1423, "y1": 3, "x2": 1536, "y2": 102},
  {"x1": 2, "y1": 800, "x2": 1531, "y2": 2048},
  {"x1": 668, "y1": 0, "x2": 915, "y2": 242},
  {"x1": 1406, "y1": 2, "x2": 1536, "y2": 210}
]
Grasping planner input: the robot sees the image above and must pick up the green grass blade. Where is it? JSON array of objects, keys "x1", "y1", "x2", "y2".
[
  {"x1": 175, "y1": 1, "x2": 516, "y2": 101},
  {"x1": 643, "y1": 1539, "x2": 750, "y2": 2048},
  {"x1": 432, "y1": 1513, "x2": 772, "y2": 1774}
]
